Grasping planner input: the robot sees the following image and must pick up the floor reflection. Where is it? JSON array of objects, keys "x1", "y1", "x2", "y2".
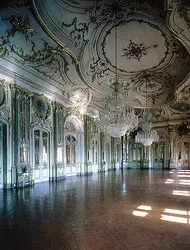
[{"x1": 0, "y1": 169, "x2": 190, "y2": 249}]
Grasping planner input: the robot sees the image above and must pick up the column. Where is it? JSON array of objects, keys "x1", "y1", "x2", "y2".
[
  {"x1": 125, "y1": 133, "x2": 129, "y2": 165},
  {"x1": 148, "y1": 145, "x2": 152, "y2": 169},
  {"x1": 52, "y1": 101, "x2": 57, "y2": 181},
  {"x1": 83, "y1": 115, "x2": 88, "y2": 174},
  {"x1": 121, "y1": 136, "x2": 124, "y2": 169},
  {"x1": 99, "y1": 132, "x2": 103, "y2": 172},
  {"x1": 165, "y1": 139, "x2": 169, "y2": 169},
  {"x1": 111, "y1": 137, "x2": 115, "y2": 170},
  {"x1": 10, "y1": 85, "x2": 18, "y2": 187},
  {"x1": 169, "y1": 126, "x2": 175, "y2": 168}
]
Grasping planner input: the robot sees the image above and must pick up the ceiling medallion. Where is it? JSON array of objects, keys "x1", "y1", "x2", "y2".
[{"x1": 122, "y1": 40, "x2": 158, "y2": 61}]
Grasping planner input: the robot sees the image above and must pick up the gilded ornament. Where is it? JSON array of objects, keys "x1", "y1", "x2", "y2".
[
  {"x1": 2, "y1": 14, "x2": 36, "y2": 41},
  {"x1": 32, "y1": 94, "x2": 51, "y2": 120},
  {"x1": 0, "y1": 85, "x2": 5, "y2": 107}
]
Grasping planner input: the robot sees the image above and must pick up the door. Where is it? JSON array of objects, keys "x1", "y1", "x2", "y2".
[
  {"x1": 0, "y1": 122, "x2": 7, "y2": 188},
  {"x1": 33, "y1": 129, "x2": 49, "y2": 183}
]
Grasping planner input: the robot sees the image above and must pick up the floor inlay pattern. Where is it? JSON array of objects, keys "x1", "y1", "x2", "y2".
[{"x1": 0, "y1": 169, "x2": 190, "y2": 250}]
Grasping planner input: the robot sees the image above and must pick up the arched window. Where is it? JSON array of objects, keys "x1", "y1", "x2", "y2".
[{"x1": 66, "y1": 135, "x2": 76, "y2": 165}]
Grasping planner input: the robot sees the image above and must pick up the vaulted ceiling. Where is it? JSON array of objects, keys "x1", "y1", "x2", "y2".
[{"x1": 0, "y1": 0, "x2": 190, "y2": 123}]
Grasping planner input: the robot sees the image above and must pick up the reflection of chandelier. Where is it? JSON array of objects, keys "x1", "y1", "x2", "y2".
[
  {"x1": 135, "y1": 78, "x2": 159, "y2": 146},
  {"x1": 96, "y1": 16, "x2": 138, "y2": 138}
]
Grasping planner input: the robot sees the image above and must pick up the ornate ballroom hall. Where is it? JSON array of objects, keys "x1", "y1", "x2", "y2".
[{"x1": 0, "y1": 0, "x2": 190, "y2": 249}]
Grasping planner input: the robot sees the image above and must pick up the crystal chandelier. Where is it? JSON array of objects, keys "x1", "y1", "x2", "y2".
[
  {"x1": 95, "y1": 16, "x2": 138, "y2": 138},
  {"x1": 135, "y1": 115, "x2": 159, "y2": 146},
  {"x1": 135, "y1": 78, "x2": 159, "y2": 146},
  {"x1": 96, "y1": 88, "x2": 138, "y2": 137},
  {"x1": 96, "y1": 105, "x2": 138, "y2": 138}
]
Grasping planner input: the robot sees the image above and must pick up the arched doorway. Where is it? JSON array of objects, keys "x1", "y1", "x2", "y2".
[
  {"x1": 33, "y1": 129, "x2": 50, "y2": 183},
  {"x1": 64, "y1": 116, "x2": 84, "y2": 176},
  {"x1": 0, "y1": 120, "x2": 7, "y2": 188}
]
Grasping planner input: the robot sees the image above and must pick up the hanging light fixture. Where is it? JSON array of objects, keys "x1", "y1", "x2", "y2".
[
  {"x1": 95, "y1": 10, "x2": 138, "y2": 138},
  {"x1": 135, "y1": 77, "x2": 159, "y2": 146}
]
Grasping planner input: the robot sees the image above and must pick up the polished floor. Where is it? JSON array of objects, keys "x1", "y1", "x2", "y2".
[{"x1": 1, "y1": 169, "x2": 190, "y2": 250}]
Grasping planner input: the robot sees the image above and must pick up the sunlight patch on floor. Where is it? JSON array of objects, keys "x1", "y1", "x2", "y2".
[
  {"x1": 165, "y1": 179, "x2": 174, "y2": 184},
  {"x1": 163, "y1": 208, "x2": 188, "y2": 215},
  {"x1": 160, "y1": 214, "x2": 188, "y2": 224},
  {"x1": 137, "y1": 205, "x2": 152, "y2": 211},
  {"x1": 133, "y1": 210, "x2": 148, "y2": 217},
  {"x1": 172, "y1": 190, "x2": 190, "y2": 197}
]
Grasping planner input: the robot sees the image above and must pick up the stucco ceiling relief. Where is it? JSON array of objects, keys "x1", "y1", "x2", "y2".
[{"x1": 167, "y1": 0, "x2": 190, "y2": 54}]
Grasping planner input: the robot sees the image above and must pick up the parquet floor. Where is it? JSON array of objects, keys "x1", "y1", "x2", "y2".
[{"x1": 0, "y1": 169, "x2": 190, "y2": 250}]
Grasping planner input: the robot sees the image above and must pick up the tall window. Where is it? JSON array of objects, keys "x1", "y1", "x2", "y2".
[
  {"x1": 116, "y1": 144, "x2": 120, "y2": 162},
  {"x1": 18, "y1": 96, "x2": 28, "y2": 164},
  {"x1": 153, "y1": 142, "x2": 164, "y2": 163},
  {"x1": 66, "y1": 135, "x2": 76, "y2": 165},
  {"x1": 34, "y1": 130, "x2": 49, "y2": 167},
  {"x1": 132, "y1": 143, "x2": 142, "y2": 161},
  {"x1": 92, "y1": 140, "x2": 98, "y2": 163}
]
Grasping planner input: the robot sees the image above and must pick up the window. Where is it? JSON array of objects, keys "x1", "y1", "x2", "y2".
[
  {"x1": 57, "y1": 147, "x2": 63, "y2": 163},
  {"x1": 34, "y1": 130, "x2": 49, "y2": 167}
]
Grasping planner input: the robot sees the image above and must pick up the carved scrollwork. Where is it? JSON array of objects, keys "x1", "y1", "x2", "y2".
[
  {"x1": 67, "y1": 87, "x2": 91, "y2": 107},
  {"x1": 2, "y1": 14, "x2": 36, "y2": 41},
  {"x1": 0, "y1": 83, "x2": 6, "y2": 108},
  {"x1": 32, "y1": 94, "x2": 51, "y2": 121},
  {"x1": 178, "y1": 2, "x2": 190, "y2": 29},
  {"x1": 0, "y1": 79, "x2": 10, "y2": 123},
  {"x1": 169, "y1": 102, "x2": 190, "y2": 114}
]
